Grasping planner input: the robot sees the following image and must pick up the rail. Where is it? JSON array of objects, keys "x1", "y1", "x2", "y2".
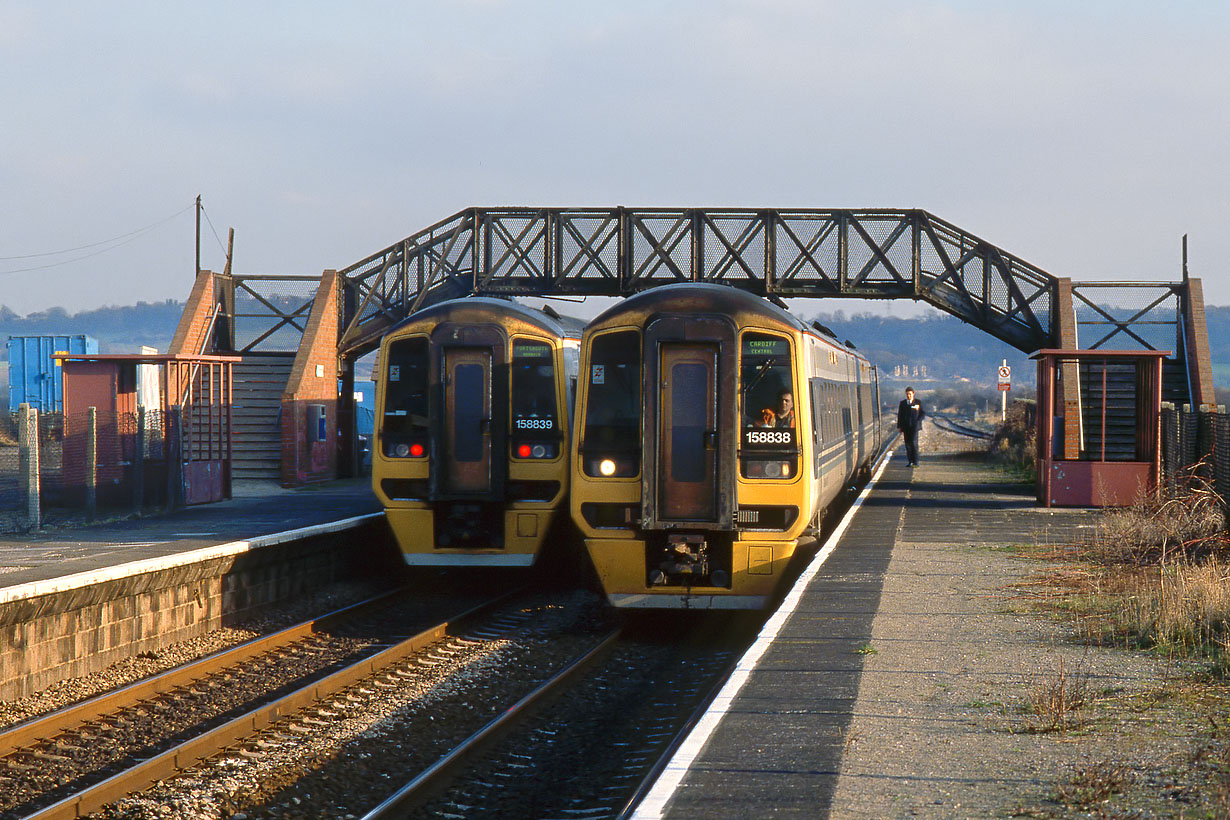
[
  {"x1": 360, "y1": 629, "x2": 623, "y2": 819},
  {"x1": 14, "y1": 590, "x2": 517, "y2": 820}
]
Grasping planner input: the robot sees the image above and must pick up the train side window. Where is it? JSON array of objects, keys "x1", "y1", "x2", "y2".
[
  {"x1": 381, "y1": 336, "x2": 430, "y2": 457},
  {"x1": 511, "y1": 340, "x2": 558, "y2": 437},
  {"x1": 582, "y1": 331, "x2": 641, "y2": 477}
]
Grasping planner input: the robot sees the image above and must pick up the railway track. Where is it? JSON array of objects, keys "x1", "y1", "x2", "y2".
[
  {"x1": 9, "y1": 598, "x2": 749, "y2": 819},
  {"x1": 2, "y1": 582, "x2": 608, "y2": 820},
  {"x1": 2, "y1": 585, "x2": 612, "y2": 819},
  {"x1": 361, "y1": 616, "x2": 751, "y2": 820},
  {"x1": 928, "y1": 412, "x2": 994, "y2": 441}
]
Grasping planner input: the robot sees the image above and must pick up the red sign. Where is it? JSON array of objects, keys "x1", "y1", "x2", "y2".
[{"x1": 997, "y1": 382, "x2": 1011, "y2": 391}]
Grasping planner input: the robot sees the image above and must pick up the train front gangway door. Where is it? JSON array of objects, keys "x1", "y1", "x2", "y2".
[
  {"x1": 442, "y1": 347, "x2": 492, "y2": 494},
  {"x1": 657, "y1": 343, "x2": 719, "y2": 521}
]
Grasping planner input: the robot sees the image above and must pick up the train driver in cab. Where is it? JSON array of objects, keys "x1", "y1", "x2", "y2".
[
  {"x1": 773, "y1": 390, "x2": 795, "y2": 428},
  {"x1": 753, "y1": 389, "x2": 795, "y2": 428}
]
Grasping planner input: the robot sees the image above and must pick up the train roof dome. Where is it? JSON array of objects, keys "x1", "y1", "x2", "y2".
[
  {"x1": 387, "y1": 296, "x2": 583, "y2": 338},
  {"x1": 588, "y1": 283, "x2": 810, "y2": 332}
]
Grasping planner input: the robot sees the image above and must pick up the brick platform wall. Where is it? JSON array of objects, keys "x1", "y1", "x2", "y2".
[{"x1": 0, "y1": 518, "x2": 400, "y2": 701}]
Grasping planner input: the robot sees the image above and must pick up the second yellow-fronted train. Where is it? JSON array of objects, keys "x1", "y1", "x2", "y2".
[
  {"x1": 372, "y1": 298, "x2": 582, "y2": 566},
  {"x1": 569, "y1": 283, "x2": 883, "y2": 609}
]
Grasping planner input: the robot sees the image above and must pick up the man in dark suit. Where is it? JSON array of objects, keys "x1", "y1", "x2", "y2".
[{"x1": 897, "y1": 386, "x2": 925, "y2": 467}]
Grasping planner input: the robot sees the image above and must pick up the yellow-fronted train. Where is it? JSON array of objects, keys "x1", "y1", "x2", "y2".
[
  {"x1": 373, "y1": 297, "x2": 582, "y2": 566},
  {"x1": 570, "y1": 283, "x2": 883, "y2": 609}
]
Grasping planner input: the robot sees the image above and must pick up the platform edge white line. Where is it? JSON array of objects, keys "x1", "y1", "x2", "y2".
[
  {"x1": 0, "y1": 512, "x2": 384, "y2": 606},
  {"x1": 631, "y1": 447, "x2": 897, "y2": 820}
]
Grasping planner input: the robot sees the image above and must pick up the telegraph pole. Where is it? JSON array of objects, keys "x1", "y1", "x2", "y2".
[{"x1": 195, "y1": 194, "x2": 202, "y2": 276}]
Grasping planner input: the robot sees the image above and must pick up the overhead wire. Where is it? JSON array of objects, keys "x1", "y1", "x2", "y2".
[
  {"x1": 199, "y1": 202, "x2": 229, "y2": 256},
  {"x1": 0, "y1": 201, "x2": 196, "y2": 275}
]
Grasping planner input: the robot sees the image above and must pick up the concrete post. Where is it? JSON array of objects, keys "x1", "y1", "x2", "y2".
[
  {"x1": 167, "y1": 405, "x2": 183, "y2": 511},
  {"x1": 133, "y1": 406, "x2": 146, "y2": 515},
  {"x1": 18, "y1": 403, "x2": 39, "y2": 530},
  {"x1": 86, "y1": 406, "x2": 97, "y2": 519}
]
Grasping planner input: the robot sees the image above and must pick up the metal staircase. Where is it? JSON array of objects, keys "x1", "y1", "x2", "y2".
[{"x1": 229, "y1": 354, "x2": 295, "y2": 480}]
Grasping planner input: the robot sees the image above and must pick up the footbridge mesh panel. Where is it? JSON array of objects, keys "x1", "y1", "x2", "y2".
[
  {"x1": 228, "y1": 275, "x2": 321, "y2": 354},
  {"x1": 338, "y1": 208, "x2": 1062, "y2": 357}
]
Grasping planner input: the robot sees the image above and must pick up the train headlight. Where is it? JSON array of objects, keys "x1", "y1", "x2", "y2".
[
  {"x1": 741, "y1": 458, "x2": 796, "y2": 479},
  {"x1": 532, "y1": 444, "x2": 547, "y2": 459},
  {"x1": 584, "y1": 453, "x2": 639, "y2": 477},
  {"x1": 395, "y1": 443, "x2": 411, "y2": 458}
]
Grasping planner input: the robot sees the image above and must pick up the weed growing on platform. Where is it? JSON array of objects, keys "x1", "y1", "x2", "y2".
[
  {"x1": 1021, "y1": 656, "x2": 1091, "y2": 734},
  {"x1": 1053, "y1": 760, "x2": 1132, "y2": 810},
  {"x1": 1078, "y1": 464, "x2": 1229, "y2": 677}
]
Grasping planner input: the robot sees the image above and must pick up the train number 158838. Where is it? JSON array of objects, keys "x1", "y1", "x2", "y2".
[{"x1": 744, "y1": 429, "x2": 794, "y2": 446}]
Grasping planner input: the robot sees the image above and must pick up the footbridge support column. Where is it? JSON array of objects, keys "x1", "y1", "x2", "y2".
[
  {"x1": 1054, "y1": 278, "x2": 1082, "y2": 459},
  {"x1": 1182, "y1": 277, "x2": 1216, "y2": 410}
]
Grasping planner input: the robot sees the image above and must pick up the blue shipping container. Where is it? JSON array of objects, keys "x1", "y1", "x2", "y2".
[{"x1": 7, "y1": 335, "x2": 99, "y2": 412}]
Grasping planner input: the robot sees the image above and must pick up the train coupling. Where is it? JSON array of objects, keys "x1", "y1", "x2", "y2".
[{"x1": 649, "y1": 534, "x2": 710, "y2": 586}]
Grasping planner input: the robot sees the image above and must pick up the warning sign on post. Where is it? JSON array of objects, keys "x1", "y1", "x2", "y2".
[{"x1": 997, "y1": 364, "x2": 1011, "y2": 391}]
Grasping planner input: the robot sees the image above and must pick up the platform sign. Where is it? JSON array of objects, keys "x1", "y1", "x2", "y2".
[{"x1": 997, "y1": 360, "x2": 1011, "y2": 421}]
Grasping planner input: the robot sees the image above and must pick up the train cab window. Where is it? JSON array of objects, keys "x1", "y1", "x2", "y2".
[
  {"x1": 582, "y1": 331, "x2": 641, "y2": 477},
  {"x1": 740, "y1": 334, "x2": 795, "y2": 430},
  {"x1": 382, "y1": 336, "x2": 430, "y2": 458},
  {"x1": 511, "y1": 339, "x2": 560, "y2": 459},
  {"x1": 739, "y1": 333, "x2": 797, "y2": 479}
]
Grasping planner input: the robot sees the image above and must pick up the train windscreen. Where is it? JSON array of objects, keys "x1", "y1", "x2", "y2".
[
  {"x1": 511, "y1": 340, "x2": 558, "y2": 435},
  {"x1": 582, "y1": 331, "x2": 641, "y2": 477},
  {"x1": 739, "y1": 333, "x2": 797, "y2": 479},
  {"x1": 381, "y1": 336, "x2": 430, "y2": 457},
  {"x1": 740, "y1": 334, "x2": 794, "y2": 429}
]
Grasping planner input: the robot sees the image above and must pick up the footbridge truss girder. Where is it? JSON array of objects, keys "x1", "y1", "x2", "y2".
[
  {"x1": 336, "y1": 206, "x2": 1213, "y2": 409},
  {"x1": 338, "y1": 207, "x2": 1057, "y2": 356}
]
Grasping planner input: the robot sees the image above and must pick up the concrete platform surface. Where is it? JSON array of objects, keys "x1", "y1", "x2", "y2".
[
  {"x1": 636, "y1": 447, "x2": 1097, "y2": 819},
  {"x1": 0, "y1": 478, "x2": 382, "y2": 595}
]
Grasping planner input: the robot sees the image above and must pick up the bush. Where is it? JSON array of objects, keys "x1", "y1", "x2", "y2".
[{"x1": 988, "y1": 400, "x2": 1036, "y2": 479}]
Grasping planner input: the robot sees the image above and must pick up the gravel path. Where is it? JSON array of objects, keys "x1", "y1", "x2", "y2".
[{"x1": 828, "y1": 423, "x2": 1226, "y2": 818}]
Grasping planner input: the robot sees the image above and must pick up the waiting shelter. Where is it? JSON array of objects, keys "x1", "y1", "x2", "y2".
[
  {"x1": 1032, "y1": 348, "x2": 1167, "y2": 507},
  {"x1": 54, "y1": 352, "x2": 240, "y2": 506}
]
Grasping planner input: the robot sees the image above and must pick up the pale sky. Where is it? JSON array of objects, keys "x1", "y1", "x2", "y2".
[{"x1": 2, "y1": 1, "x2": 1227, "y2": 316}]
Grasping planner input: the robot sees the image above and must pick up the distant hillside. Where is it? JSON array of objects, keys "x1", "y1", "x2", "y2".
[
  {"x1": 0, "y1": 300, "x2": 184, "y2": 354},
  {"x1": 806, "y1": 309, "x2": 1036, "y2": 394},
  {"x1": 0, "y1": 298, "x2": 1223, "y2": 402}
]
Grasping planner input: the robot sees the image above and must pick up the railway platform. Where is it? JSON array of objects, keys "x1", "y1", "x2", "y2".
[
  {"x1": 0, "y1": 478, "x2": 389, "y2": 702},
  {"x1": 636, "y1": 446, "x2": 1099, "y2": 819},
  {"x1": 0, "y1": 478, "x2": 382, "y2": 594}
]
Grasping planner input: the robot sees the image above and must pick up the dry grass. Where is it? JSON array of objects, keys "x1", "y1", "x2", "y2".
[
  {"x1": 1022, "y1": 656, "x2": 1091, "y2": 734},
  {"x1": 1030, "y1": 464, "x2": 1230, "y2": 677},
  {"x1": 1083, "y1": 461, "x2": 1228, "y2": 566},
  {"x1": 1003, "y1": 460, "x2": 1230, "y2": 817},
  {"x1": 1053, "y1": 761, "x2": 1133, "y2": 810}
]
